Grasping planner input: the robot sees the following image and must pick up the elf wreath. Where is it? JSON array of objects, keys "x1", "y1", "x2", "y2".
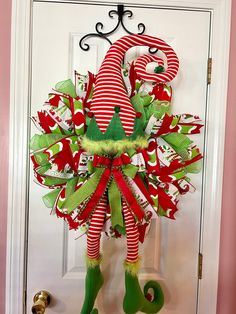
[{"x1": 30, "y1": 34, "x2": 202, "y2": 314}]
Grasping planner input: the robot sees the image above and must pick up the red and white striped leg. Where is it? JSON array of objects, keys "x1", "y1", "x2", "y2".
[
  {"x1": 122, "y1": 200, "x2": 139, "y2": 263},
  {"x1": 87, "y1": 196, "x2": 107, "y2": 260}
]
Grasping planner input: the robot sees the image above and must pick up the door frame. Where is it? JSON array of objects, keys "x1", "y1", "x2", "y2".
[{"x1": 6, "y1": 0, "x2": 232, "y2": 313}]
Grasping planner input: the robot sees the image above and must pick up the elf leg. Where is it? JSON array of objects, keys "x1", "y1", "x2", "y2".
[
  {"x1": 122, "y1": 201, "x2": 164, "y2": 314},
  {"x1": 80, "y1": 197, "x2": 107, "y2": 314}
]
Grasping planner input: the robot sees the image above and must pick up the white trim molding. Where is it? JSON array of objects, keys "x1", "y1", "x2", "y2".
[
  {"x1": 6, "y1": 0, "x2": 32, "y2": 313},
  {"x1": 6, "y1": 0, "x2": 232, "y2": 313}
]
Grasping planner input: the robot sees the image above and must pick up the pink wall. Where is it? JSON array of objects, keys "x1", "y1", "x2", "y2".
[
  {"x1": 0, "y1": 0, "x2": 12, "y2": 313},
  {"x1": 0, "y1": 1, "x2": 235, "y2": 313},
  {"x1": 217, "y1": 0, "x2": 236, "y2": 313}
]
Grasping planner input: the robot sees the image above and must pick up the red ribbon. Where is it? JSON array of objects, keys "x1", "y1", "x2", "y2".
[
  {"x1": 151, "y1": 154, "x2": 202, "y2": 181},
  {"x1": 154, "y1": 114, "x2": 203, "y2": 137},
  {"x1": 133, "y1": 174, "x2": 154, "y2": 206},
  {"x1": 157, "y1": 186, "x2": 177, "y2": 219},
  {"x1": 78, "y1": 154, "x2": 145, "y2": 222}
]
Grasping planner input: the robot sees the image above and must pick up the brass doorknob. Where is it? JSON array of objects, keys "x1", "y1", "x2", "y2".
[{"x1": 32, "y1": 290, "x2": 51, "y2": 314}]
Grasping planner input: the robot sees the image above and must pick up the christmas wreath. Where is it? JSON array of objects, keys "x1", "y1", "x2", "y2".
[{"x1": 30, "y1": 34, "x2": 202, "y2": 314}]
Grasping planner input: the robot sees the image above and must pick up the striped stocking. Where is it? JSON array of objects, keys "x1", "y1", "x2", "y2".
[
  {"x1": 87, "y1": 196, "x2": 107, "y2": 260},
  {"x1": 122, "y1": 199, "x2": 139, "y2": 263}
]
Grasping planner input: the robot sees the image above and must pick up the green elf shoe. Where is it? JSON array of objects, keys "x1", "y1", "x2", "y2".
[
  {"x1": 80, "y1": 256, "x2": 104, "y2": 314},
  {"x1": 123, "y1": 259, "x2": 164, "y2": 314}
]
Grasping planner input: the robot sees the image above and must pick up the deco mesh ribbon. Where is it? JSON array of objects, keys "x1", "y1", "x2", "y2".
[{"x1": 30, "y1": 34, "x2": 203, "y2": 314}]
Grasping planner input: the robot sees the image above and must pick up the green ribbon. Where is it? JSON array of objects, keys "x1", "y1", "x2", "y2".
[
  {"x1": 65, "y1": 177, "x2": 78, "y2": 198},
  {"x1": 108, "y1": 179, "x2": 123, "y2": 228},
  {"x1": 122, "y1": 164, "x2": 138, "y2": 179},
  {"x1": 30, "y1": 134, "x2": 66, "y2": 151},
  {"x1": 43, "y1": 189, "x2": 61, "y2": 208},
  {"x1": 62, "y1": 168, "x2": 104, "y2": 213},
  {"x1": 109, "y1": 164, "x2": 138, "y2": 227},
  {"x1": 162, "y1": 133, "x2": 192, "y2": 160},
  {"x1": 55, "y1": 79, "x2": 77, "y2": 98},
  {"x1": 61, "y1": 162, "x2": 139, "y2": 226}
]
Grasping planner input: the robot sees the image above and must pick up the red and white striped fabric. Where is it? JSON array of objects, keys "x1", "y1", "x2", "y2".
[
  {"x1": 134, "y1": 54, "x2": 164, "y2": 81},
  {"x1": 86, "y1": 196, "x2": 139, "y2": 262},
  {"x1": 87, "y1": 197, "x2": 107, "y2": 260},
  {"x1": 122, "y1": 200, "x2": 140, "y2": 263},
  {"x1": 90, "y1": 34, "x2": 179, "y2": 136}
]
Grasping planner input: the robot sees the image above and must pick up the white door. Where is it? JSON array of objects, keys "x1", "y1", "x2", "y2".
[{"x1": 27, "y1": 2, "x2": 211, "y2": 313}]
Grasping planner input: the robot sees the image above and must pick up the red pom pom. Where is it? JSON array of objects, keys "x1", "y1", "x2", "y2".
[
  {"x1": 87, "y1": 111, "x2": 94, "y2": 118},
  {"x1": 136, "y1": 112, "x2": 142, "y2": 118}
]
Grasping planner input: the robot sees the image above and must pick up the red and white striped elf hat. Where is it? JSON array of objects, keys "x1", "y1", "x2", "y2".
[{"x1": 90, "y1": 34, "x2": 179, "y2": 136}]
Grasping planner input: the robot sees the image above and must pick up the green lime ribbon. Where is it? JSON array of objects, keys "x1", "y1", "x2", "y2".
[{"x1": 61, "y1": 160, "x2": 138, "y2": 228}]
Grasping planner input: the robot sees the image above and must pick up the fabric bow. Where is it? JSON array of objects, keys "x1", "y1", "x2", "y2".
[{"x1": 62, "y1": 153, "x2": 145, "y2": 226}]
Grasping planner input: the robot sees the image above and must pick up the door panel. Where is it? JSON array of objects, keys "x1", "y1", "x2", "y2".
[{"x1": 28, "y1": 2, "x2": 210, "y2": 313}]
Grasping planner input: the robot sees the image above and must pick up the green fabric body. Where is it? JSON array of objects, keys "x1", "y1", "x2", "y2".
[
  {"x1": 80, "y1": 265, "x2": 104, "y2": 314},
  {"x1": 123, "y1": 271, "x2": 164, "y2": 314}
]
